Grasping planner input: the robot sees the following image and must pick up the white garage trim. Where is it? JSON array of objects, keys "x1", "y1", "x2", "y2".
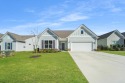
[{"x1": 71, "y1": 42, "x2": 93, "y2": 51}]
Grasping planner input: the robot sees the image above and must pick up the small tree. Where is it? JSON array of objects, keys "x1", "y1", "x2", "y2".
[{"x1": 31, "y1": 28, "x2": 40, "y2": 55}]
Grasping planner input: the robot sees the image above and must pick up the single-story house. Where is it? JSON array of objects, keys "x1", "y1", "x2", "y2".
[
  {"x1": 0, "y1": 32, "x2": 34, "y2": 51},
  {"x1": 0, "y1": 24, "x2": 98, "y2": 52},
  {"x1": 98, "y1": 30, "x2": 125, "y2": 47}
]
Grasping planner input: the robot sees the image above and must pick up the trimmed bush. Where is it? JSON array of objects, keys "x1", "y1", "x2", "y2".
[
  {"x1": 97, "y1": 45, "x2": 109, "y2": 51},
  {"x1": 110, "y1": 44, "x2": 123, "y2": 51},
  {"x1": 40, "y1": 49, "x2": 60, "y2": 53},
  {"x1": 97, "y1": 44, "x2": 124, "y2": 51}
]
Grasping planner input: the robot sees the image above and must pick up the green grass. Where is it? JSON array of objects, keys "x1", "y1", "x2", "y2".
[
  {"x1": 0, "y1": 52, "x2": 88, "y2": 83},
  {"x1": 101, "y1": 51, "x2": 125, "y2": 56}
]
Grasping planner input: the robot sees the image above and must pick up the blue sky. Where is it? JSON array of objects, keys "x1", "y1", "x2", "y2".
[{"x1": 0, "y1": 0, "x2": 125, "y2": 35}]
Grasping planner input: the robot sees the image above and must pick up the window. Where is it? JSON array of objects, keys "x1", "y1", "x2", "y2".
[
  {"x1": 81, "y1": 29, "x2": 84, "y2": 34},
  {"x1": 49, "y1": 40, "x2": 52, "y2": 48},
  {"x1": 112, "y1": 41, "x2": 117, "y2": 44},
  {"x1": 5, "y1": 42, "x2": 12, "y2": 50},
  {"x1": 44, "y1": 40, "x2": 53, "y2": 49},
  {"x1": 45, "y1": 40, "x2": 48, "y2": 49}
]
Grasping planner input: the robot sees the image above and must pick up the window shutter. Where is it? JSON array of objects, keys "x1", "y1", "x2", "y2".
[
  {"x1": 42, "y1": 40, "x2": 44, "y2": 49},
  {"x1": 11, "y1": 43, "x2": 12, "y2": 50},
  {"x1": 5, "y1": 42, "x2": 6, "y2": 50},
  {"x1": 53, "y1": 40, "x2": 55, "y2": 49}
]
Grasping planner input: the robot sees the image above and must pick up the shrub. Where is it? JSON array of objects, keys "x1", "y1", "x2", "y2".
[
  {"x1": 0, "y1": 50, "x2": 15, "y2": 57},
  {"x1": 97, "y1": 45, "x2": 109, "y2": 51},
  {"x1": 110, "y1": 44, "x2": 124, "y2": 51},
  {"x1": 98, "y1": 44, "x2": 124, "y2": 51},
  {"x1": 40, "y1": 49, "x2": 60, "y2": 53}
]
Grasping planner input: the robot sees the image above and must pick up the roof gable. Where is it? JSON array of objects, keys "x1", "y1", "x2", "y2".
[
  {"x1": 98, "y1": 30, "x2": 125, "y2": 40},
  {"x1": 38, "y1": 28, "x2": 59, "y2": 38},
  {"x1": 68, "y1": 24, "x2": 98, "y2": 38},
  {"x1": 98, "y1": 31, "x2": 114, "y2": 40}
]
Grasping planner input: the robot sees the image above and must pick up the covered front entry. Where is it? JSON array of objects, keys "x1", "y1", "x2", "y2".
[
  {"x1": 71, "y1": 42, "x2": 92, "y2": 51},
  {"x1": 59, "y1": 41, "x2": 67, "y2": 51},
  {"x1": 61, "y1": 43, "x2": 65, "y2": 50}
]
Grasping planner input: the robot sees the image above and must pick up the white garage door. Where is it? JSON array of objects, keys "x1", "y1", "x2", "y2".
[{"x1": 71, "y1": 42, "x2": 92, "y2": 51}]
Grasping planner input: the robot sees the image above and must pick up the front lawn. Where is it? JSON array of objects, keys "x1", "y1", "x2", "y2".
[
  {"x1": 0, "y1": 52, "x2": 88, "y2": 83},
  {"x1": 101, "y1": 51, "x2": 125, "y2": 56}
]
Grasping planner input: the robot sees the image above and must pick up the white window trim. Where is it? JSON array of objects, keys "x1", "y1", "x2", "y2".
[
  {"x1": 44, "y1": 40, "x2": 53, "y2": 49},
  {"x1": 5, "y1": 42, "x2": 12, "y2": 50}
]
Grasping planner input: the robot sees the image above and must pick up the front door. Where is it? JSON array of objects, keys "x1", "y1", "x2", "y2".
[{"x1": 62, "y1": 43, "x2": 65, "y2": 50}]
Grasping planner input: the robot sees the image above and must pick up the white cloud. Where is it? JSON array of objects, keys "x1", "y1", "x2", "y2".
[
  {"x1": 4, "y1": 19, "x2": 25, "y2": 22},
  {"x1": 60, "y1": 13, "x2": 89, "y2": 22},
  {"x1": 24, "y1": 9, "x2": 35, "y2": 13},
  {"x1": 0, "y1": 22, "x2": 63, "y2": 34},
  {"x1": 12, "y1": 22, "x2": 62, "y2": 30},
  {"x1": 111, "y1": 8, "x2": 122, "y2": 12}
]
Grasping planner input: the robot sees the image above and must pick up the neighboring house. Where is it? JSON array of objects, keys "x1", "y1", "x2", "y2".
[
  {"x1": 121, "y1": 32, "x2": 125, "y2": 46},
  {"x1": 0, "y1": 32, "x2": 34, "y2": 51},
  {"x1": 98, "y1": 30, "x2": 125, "y2": 47},
  {"x1": 0, "y1": 24, "x2": 98, "y2": 52}
]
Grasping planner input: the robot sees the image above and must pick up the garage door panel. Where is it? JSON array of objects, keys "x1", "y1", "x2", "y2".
[{"x1": 71, "y1": 43, "x2": 92, "y2": 51}]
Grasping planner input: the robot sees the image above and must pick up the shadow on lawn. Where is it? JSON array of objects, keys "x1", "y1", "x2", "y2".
[{"x1": 29, "y1": 55, "x2": 41, "y2": 58}]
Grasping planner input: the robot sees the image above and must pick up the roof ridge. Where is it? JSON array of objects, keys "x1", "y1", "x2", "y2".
[
  {"x1": 21, "y1": 35, "x2": 34, "y2": 36},
  {"x1": 99, "y1": 30, "x2": 115, "y2": 37},
  {"x1": 98, "y1": 30, "x2": 116, "y2": 40},
  {"x1": 53, "y1": 30, "x2": 74, "y2": 31},
  {"x1": 7, "y1": 31, "x2": 21, "y2": 36}
]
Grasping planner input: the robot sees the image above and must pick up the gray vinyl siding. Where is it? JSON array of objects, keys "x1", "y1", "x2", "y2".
[
  {"x1": 15, "y1": 42, "x2": 25, "y2": 51},
  {"x1": 25, "y1": 37, "x2": 35, "y2": 51},
  {"x1": 107, "y1": 32, "x2": 124, "y2": 47},
  {"x1": 38, "y1": 30, "x2": 59, "y2": 49},
  {"x1": 97, "y1": 38, "x2": 107, "y2": 47}
]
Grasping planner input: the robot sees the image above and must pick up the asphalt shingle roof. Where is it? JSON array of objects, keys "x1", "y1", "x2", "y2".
[
  {"x1": 53, "y1": 30, "x2": 74, "y2": 38},
  {"x1": 98, "y1": 31, "x2": 114, "y2": 40},
  {"x1": 121, "y1": 32, "x2": 125, "y2": 37},
  {"x1": 7, "y1": 32, "x2": 34, "y2": 42}
]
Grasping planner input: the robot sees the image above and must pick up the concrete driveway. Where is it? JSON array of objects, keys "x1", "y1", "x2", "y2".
[{"x1": 69, "y1": 51, "x2": 125, "y2": 83}]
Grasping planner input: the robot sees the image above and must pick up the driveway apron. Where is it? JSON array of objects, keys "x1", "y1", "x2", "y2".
[{"x1": 69, "y1": 51, "x2": 125, "y2": 83}]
